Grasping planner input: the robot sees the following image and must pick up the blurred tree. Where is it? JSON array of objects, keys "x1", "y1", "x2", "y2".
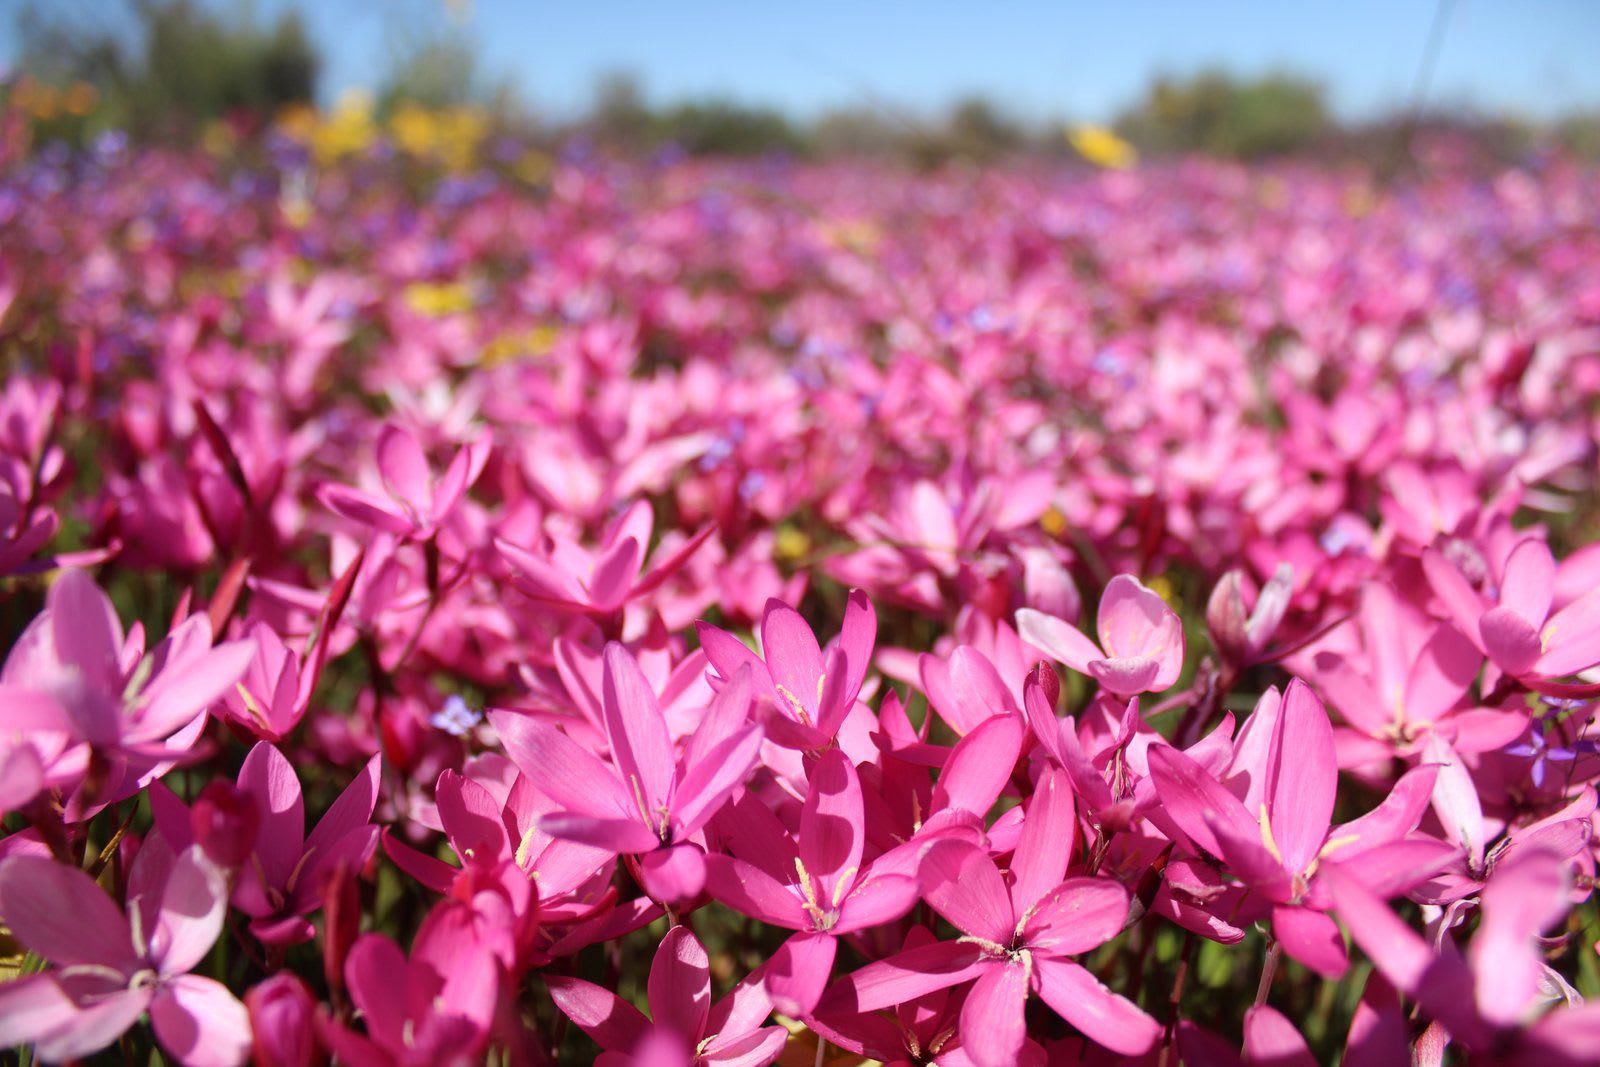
[{"x1": 1115, "y1": 70, "x2": 1330, "y2": 159}]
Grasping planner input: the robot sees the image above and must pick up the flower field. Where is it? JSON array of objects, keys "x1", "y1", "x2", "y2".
[{"x1": 2, "y1": 121, "x2": 1600, "y2": 1065}]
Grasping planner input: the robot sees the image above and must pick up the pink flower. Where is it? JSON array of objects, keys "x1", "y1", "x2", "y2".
[
  {"x1": 318, "y1": 422, "x2": 487, "y2": 541},
  {"x1": 245, "y1": 973, "x2": 322, "y2": 1067},
  {"x1": 492, "y1": 644, "x2": 762, "y2": 903},
  {"x1": 547, "y1": 926, "x2": 786, "y2": 1067},
  {"x1": 704, "y1": 747, "x2": 921, "y2": 1015},
  {"x1": 151, "y1": 742, "x2": 381, "y2": 946},
  {"x1": 0, "y1": 838, "x2": 249, "y2": 1066},
  {"x1": 825, "y1": 771, "x2": 1160, "y2": 1064},
  {"x1": 1018, "y1": 574, "x2": 1184, "y2": 695},
  {"x1": 697, "y1": 590, "x2": 876, "y2": 750}
]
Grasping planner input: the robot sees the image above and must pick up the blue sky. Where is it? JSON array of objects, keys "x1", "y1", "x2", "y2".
[{"x1": 10, "y1": 0, "x2": 1600, "y2": 121}]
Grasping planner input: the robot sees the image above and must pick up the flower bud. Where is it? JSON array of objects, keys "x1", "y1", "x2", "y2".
[{"x1": 245, "y1": 973, "x2": 323, "y2": 1067}]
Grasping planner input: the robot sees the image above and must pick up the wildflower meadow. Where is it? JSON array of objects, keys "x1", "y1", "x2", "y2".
[{"x1": 1, "y1": 90, "x2": 1600, "y2": 1066}]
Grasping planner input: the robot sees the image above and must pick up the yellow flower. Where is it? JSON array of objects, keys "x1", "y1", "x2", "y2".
[
  {"x1": 1067, "y1": 124, "x2": 1138, "y2": 169},
  {"x1": 774, "y1": 526, "x2": 811, "y2": 562},
  {"x1": 403, "y1": 281, "x2": 474, "y2": 318}
]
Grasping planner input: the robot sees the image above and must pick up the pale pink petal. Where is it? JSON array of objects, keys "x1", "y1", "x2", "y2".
[
  {"x1": 0, "y1": 853, "x2": 136, "y2": 969},
  {"x1": 1016, "y1": 607, "x2": 1102, "y2": 675},
  {"x1": 1500, "y1": 539, "x2": 1556, "y2": 628},
  {"x1": 1480, "y1": 606, "x2": 1542, "y2": 677},
  {"x1": 1404, "y1": 625, "x2": 1481, "y2": 723},
  {"x1": 152, "y1": 846, "x2": 229, "y2": 976},
  {"x1": 375, "y1": 423, "x2": 432, "y2": 513},
  {"x1": 150, "y1": 975, "x2": 251, "y2": 1067},
  {"x1": 1535, "y1": 588, "x2": 1600, "y2": 678}
]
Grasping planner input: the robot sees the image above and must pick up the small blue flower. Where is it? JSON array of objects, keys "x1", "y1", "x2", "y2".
[{"x1": 430, "y1": 694, "x2": 481, "y2": 737}]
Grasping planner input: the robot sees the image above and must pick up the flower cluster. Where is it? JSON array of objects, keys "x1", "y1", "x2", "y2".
[{"x1": 1, "y1": 128, "x2": 1599, "y2": 1065}]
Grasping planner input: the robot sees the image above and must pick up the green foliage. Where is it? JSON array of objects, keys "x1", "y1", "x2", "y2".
[{"x1": 1116, "y1": 69, "x2": 1330, "y2": 160}]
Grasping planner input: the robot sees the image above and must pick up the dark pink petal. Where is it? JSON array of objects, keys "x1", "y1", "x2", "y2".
[
  {"x1": 1204, "y1": 814, "x2": 1293, "y2": 901},
  {"x1": 601, "y1": 643, "x2": 676, "y2": 814},
  {"x1": 834, "y1": 872, "x2": 920, "y2": 933},
  {"x1": 931, "y1": 713, "x2": 1022, "y2": 818},
  {"x1": 766, "y1": 930, "x2": 837, "y2": 1017},
  {"x1": 673, "y1": 724, "x2": 762, "y2": 839},
  {"x1": 649, "y1": 926, "x2": 712, "y2": 1040},
  {"x1": 1519, "y1": 1004, "x2": 1600, "y2": 1067},
  {"x1": 0, "y1": 853, "x2": 136, "y2": 970},
  {"x1": 813, "y1": 644, "x2": 854, "y2": 740},
  {"x1": 799, "y1": 747, "x2": 865, "y2": 903},
  {"x1": 761, "y1": 599, "x2": 825, "y2": 720},
  {"x1": 836, "y1": 589, "x2": 877, "y2": 699},
  {"x1": 381, "y1": 829, "x2": 457, "y2": 894},
  {"x1": 822, "y1": 940, "x2": 989, "y2": 1014},
  {"x1": 489, "y1": 711, "x2": 633, "y2": 818},
  {"x1": 696, "y1": 623, "x2": 773, "y2": 696},
  {"x1": 919, "y1": 839, "x2": 1015, "y2": 944},
  {"x1": 1265, "y1": 679, "x2": 1337, "y2": 875},
  {"x1": 435, "y1": 771, "x2": 508, "y2": 861},
  {"x1": 1272, "y1": 904, "x2": 1348, "y2": 979},
  {"x1": 1008, "y1": 767, "x2": 1075, "y2": 914},
  {"x1": 149, "y1": 975, "x2": 251, "y2": 1067},
  {"x1": 546, "y1": 975, "x2": 651, "y2": 1052},
  {"x1": 1147, "y1": 743, "x2": 1258, "y2": 860},
  {"x1": 588, "y1": 537, "x2": 643, "y2": 612},
  {"x1": 1243, "y1": 1005, "x2": 1315, "y2": 1067},
  {"x1": 1021, "y1": 877, "x2": 1129, "y2": 956},
  {"x1": 638, "y1": 843, "x2": 708, "y2": 903},
  {"x1": 1344, "y1": 973, "x2": 1410, "y2": 1067},
  {"x1": 345, "y1": 934, "x2": 414, "y2": 1047},
  {"x1": 305, "y1": 752, "x2": 381, "y2": 859},
  {"x1": 960, "y1": 961, "x2": 1028, "y2": 1067},
  {"x1": 540, "y1": 812, "x2": 661, "y2": 854},
  {"x1": 237, "y1": 742, "x2": 306, "y2": 887},
  {"x1": 702, "y1": 854, "x2": 807, "y2": 929},
  {"x1": 1034, "y1": 957, "x2": 1160, "y2": 1056}
]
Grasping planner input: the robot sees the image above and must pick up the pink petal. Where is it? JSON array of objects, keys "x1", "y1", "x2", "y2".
[
  {"x1": 435, "y1": 770, "x2": 508, "y2": 861},
  {"x1": 1022, "y1": 877, "x2": 1129, "y2": 956},
  {"x1": 28, "y1": 984, "x2": 151, "y2": 1063},
  {"x1": 765, "y1": 930, "x2": 837, "y2": 1017},
  {"x1": 835, "y1": 589, "x2": 877, "y2": 701},
  {"x1": 304, "y1": 752, "x2": 381, "y2": 859},
  {"x1": 931, "y1": 713, "x2": 1022, "y2": 818},
  {"x1": 1087, "y1": 655, "x2": 1161, "y2": 695},
  {"x1": 822, "y1": 939, "x2": 989, "y2": 1014},
  {"x1": 601, "y1": 643, "x2": 676, "y2": 814},
  {"x1": 834, "y1": 872, "x2": 920, "y2": 933},
  {"x1": 702, "y1": 855, "x2": 806, "y2": 929},
  {"x1": 919, "y1": 839, "x2": 1015, "y2": 944},
  {"x1": 150, "y1": 975, "x2": 251, "y2": 1067},
  {"x1": 1146, "y1": 743, "x2": 1258, "y2": 860},
  {"x1": 703, "y1": 1027, "x2": 788, "y2": 1067},
  {"x1": 682, "y1": 662, "x2": 754, "y2": 770},
  {"x1": 1327, "y1": 765, "x2": 1438, "y2": 855},
  {"x1": 799, "y1": 747, "x2": 865, "y2": 904},
  {"x1": 1096, "y1": 575, "x2": 1183, "y2": 687},
  {"x1": 649, "y1": 926, "x2": 712, "y2": 1040},
  {"x1": 541, "y1": 812, "x2": 661, "y2": 854},
  {"x1": 1422, "y1": 547, "x2": 1489, "y2": 651},
  {"x1": 960, "y1": 961, "x2": 1028, "y2": 1067},
  {"x1": 546, "y1": 975, "x2": 650, "y2": 1052},
  {"x1": 0, "y1": 853, "x2": 136, "y2": 970},
  {"x1": 760, "y1": 599, "x2": 825, "y2": 720},
  {"x1": 1480, "y1": 606, "x2": 1542, "y2": 677},
  {"x1": 1535, "y1": 587, "x2": 1600, "y2": 678},
  {"x1": 316, "y1": 484, "x2": 416, "y2": 537},
  {"x1": 1324, "y1": 838, "x2": 1459, "y2": 898},
  {"x1": 1500, "y1": 539, "x2": 1556, "y2": 628},
  {"x1": 375, "y1": 423, "x2": 433, "y2": 513},
  {"x1": 345, "y1": 934, "x2": 413, "y2": 1046},
  {"x1": 1344, "y1": 973, "x2": 1410, "y2": 1067},
  {"x1": 638, "y1": 843, "x2": 708, "y2": 903},
  {"x1": 1034, "y1": 957, "x2": 1160, "y2": 1056},
  {"x1": 673, "y1": 724, "x2": 762, "y2": 838},
  {"x1": 489, "y1": 711, "x2": 633, "y2": 819},
  {"x1": 588, "y1": 536, "x2": 643, "y2": 612},
  {"x1": 1272, "y1": 904, "x2": 1348, "y2": 979},
  {"x1": 1015, "y1": 607, "x2": 1102, "y2": 675},
  {"x1": 1243, "y1": 1004, "x2": 1315, "y2": 1067},
  {"x1": 1265, "y1": 679, "x2": 1337, "y2": 875},
  {"x1": 1404, "y1": 625, "x2": 1482, "y2": 723},
  {"x1": 236, "y1": 742, "x2": 306, "y2": 888},
  {"x1": 1425, "y1": 734, "x2": 1485, "y2": 869},
  {"x1": 1008, "y1": 767, "x2": 1075, "y2": 914},
  {"x1": 152, "y1": 846, "x2": 229, "y2": 976},
  {"x1": 0, "y1": 974, "x2": 88, "y2": 1051},
  {"x1": 1471, "y1": 851, "x2": 1570, "y2": 1026}
]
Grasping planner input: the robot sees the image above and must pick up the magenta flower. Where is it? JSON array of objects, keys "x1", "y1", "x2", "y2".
[
  {"x1": 825, "y1": 771, "x2": 1160, "y2": 1063},
  {"x1": 546, "y1": 926, "x2": 786, "y2": 1067},
  {"x1": 152, "y1": 742, "x2": 381, "y2": 946},
  {"x1": 318, "y1": 422, "x2": 487, "y2": 541},
  {"x1": 1425, "y1": 538, "x2": 1600, "y2": 693},
  {"x1": 1148, "y1": 680, "x2": 1453, "y2": 978},
  {"x1": 492, "y1": 645, "x2": 762, "y2": 903},
  {"x1": 697, "y1": 589, "x2": 876, "y2": 750},
  {"x1": 1017, "y1": 574, "x2": 1184, "y2": 695},
  {"x1": 704, "y1": 747, "x2": 921, "y2": 1015},
  {"x1": 0, "y1": 839, "x2": 249, "y2": 1066}
]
